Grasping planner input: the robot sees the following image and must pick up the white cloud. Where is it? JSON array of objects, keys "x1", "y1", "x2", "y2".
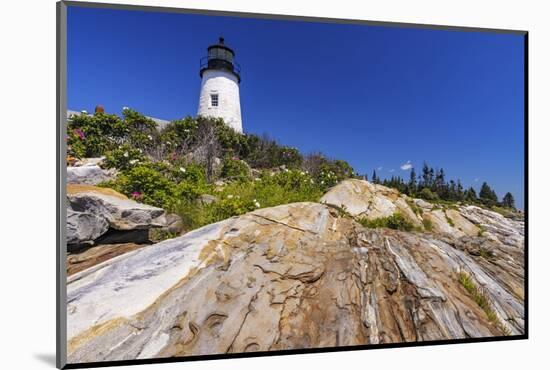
[
  {"x1": 377, "y1": 166, "x2": 383, "y2": 171},
  {"x1": 400, "y1": 160, "x2": 413, "y2": 170},
  {"x1": 474, "y1": 178, "x2": 479, "y2": 182},
  {"x1": 389, "y1": 169, "x2": 395, "y2": 173}
]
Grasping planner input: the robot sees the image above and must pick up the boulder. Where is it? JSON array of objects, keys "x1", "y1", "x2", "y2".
[
  {"x1": 74, "y1": 157, "x2": 106, "y2": 167},
  {"x1": 66, "y1": 209, "x2": 109, "y2": 247},
  {"x1": 163, "y1": 213, "x2": 184, "y2": 234},
  {"x1": 67, "y1": 184, "x2": 166, "y2": 231},
  {"x1": 66, "y1": 202, "x2": 524, "y2": 363},
  {"x1": 66, "y1": 184, "x2": 166, "y2": 247},
  {"x1": 320, "y1": 179, "x2": 400, "y2": 219},
  {"x1": 413, "y1": 198, "x2": 433, "y2": 210},
  {"x1": 67, "y1": 165, "x2": 116, "y2": 185},
  {"x1": 321, "y1": 179, "x2": 425, "y2": 228}
]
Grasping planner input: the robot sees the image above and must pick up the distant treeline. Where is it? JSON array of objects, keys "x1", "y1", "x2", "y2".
[{"x1": 368, "y1": 162, "x2": 516, "y2": 210}]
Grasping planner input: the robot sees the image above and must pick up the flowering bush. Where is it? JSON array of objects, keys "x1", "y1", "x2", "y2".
[
  {"x1": 67, "y1": 112, "x2": 127, "y2": 158},
  {"x1": 122, "y1": 108, "x2": 159, "y2": 150},
  {"x1": 101, "y1": 165, "x2": 176, "y2": 208},
  {"x1": 103, "y1": 144, "x2": 145, "y2": 171},
  {"x1": 315, "y1": 160, "x2": 355, "y2": 190}
]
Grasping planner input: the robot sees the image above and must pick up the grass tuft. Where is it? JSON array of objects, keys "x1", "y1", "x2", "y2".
[
  {"x1": 358, "y1": 213, "x2": 415, "y2": 232},
  {"x1": 422, "y1": 218, "x2": 433, "y2": 232},
  {"x1": 458, "y1": 271, "x2": 511, "y2": 335}
]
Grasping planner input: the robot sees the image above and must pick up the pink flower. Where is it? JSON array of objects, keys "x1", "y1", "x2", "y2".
[
  {"x1": 232, "y1": 156, "x2": 239, "y2": 161},
  {"x1": 74, "y1": 128, "x2": 85, "y2": 140},
  {"x1": 131, "y1": 191, "x2": 142, "y2": 199}
]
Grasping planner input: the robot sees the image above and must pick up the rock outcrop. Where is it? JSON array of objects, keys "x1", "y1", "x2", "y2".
[
  {"x1": 67, "y1": 165, "x2": 116, "y2": 185},
  {"x1": 321, "y1": 179, "x2": 486, "y2": 238},
  {"x1": 66, "y1": 184, "x2": 524, "y2": 363},
  {"x1": 66, "y1": 184, "x2": 166, "y2": 247}
]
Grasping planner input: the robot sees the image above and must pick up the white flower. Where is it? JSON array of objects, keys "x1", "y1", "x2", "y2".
[
  {"x1": 284, "y1": 168, "x2": 289, "y2": 172},
  {"x1": 137, "y1": 148, "x2": 142, "y2": 153},
  {"x1": 81, "y1": 110, "x2": 88, "y2": 114},
  {"x1": 227, "y1": 194, "x2": 234, "y2": 199},
  {"x1": 184, "y1": 129, "x2": 190, "y2": 133},
  {"x1": 129, "y1": 159, "x2": 139, "y2": 165},
  {"x1": 254, "y1": 178, "x2": 261, "y2": 181},
  {"x1": 179, "y1": 167, "x2": 186, "y2": 173},
  {"x1": 300, "y1": 171, "x2": 305, "y2": 175},
  {"x1": 147, "y1": 135, "x2": 153, "y2": 141},
  {"x1": 254, "y1": 200, "x2": 261, "y2": 208},
  {"x1": 310, "y1": 179, "x2": 314, "y2": 184},
  {"x1": 321, "y1": 180, "x2": 325, "y2": 184},
  {"x1": 123, "y1": 151, "x2": 129, "y2": 158},
  {"x1": 122, "y1": 106, "x2": 129, "y2": 111},
  {"x1": 166, "y1": 141, "x2": 171, "y2": 145}
]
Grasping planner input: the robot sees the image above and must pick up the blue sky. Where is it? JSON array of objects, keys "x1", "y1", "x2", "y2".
[{"x1": 67, "y1": 6, "x2": 525, "y2": 208}]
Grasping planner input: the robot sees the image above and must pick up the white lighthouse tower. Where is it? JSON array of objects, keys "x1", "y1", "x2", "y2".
[{"x1": 197, "y1": 37, "x2": 243, "y2": 133}]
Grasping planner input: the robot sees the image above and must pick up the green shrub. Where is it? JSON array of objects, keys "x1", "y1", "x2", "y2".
[
  {"x1": 67, "y1": 112, "x2": 127, "y2": 158},
  {"x1": 221, "y1": 157, "x2": 251, "y2": 181},
  {"x1": 159, "y1": 117, "x2": 198, "y2": 150},
  {"x1": 418, "y1": 187, "x2": 440, "y2": 201},
  {"x1": 278, "y1": 146, "x2": 303, "y2": 168},
  {"x1": 171, "y1": 168, "x2": 323, "y2": 231},
  {"x1": 101, "y1": 165, "x2": 176, "y2": 208},
  {"x1": 358, "y1": 213, "x2": 415, "y2": 231},
  {"x1": 122, "y1": 108, "x2": 159, "y2": 150},
  {"x1": 103, "y1": 144, "x2": 146, "y2": 171}
]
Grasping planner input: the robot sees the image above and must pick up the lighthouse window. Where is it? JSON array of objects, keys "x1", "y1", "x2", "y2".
[{"x1": 210, "y1": 94, "x2": 219, "y2": 107}]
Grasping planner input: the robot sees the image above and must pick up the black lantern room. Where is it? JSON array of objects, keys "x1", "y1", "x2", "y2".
[{"x1": 200, "y1": 37, "x2": 241, "y2": 83}]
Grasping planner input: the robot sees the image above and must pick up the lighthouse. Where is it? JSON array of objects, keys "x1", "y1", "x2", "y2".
[{"x1": 197, "y1": 37, "x2": 243, "y2": 133}]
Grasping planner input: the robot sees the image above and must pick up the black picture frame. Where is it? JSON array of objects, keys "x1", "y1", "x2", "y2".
[{"x1": 56, "y1": 1, "x2": 528, "y2": 368}]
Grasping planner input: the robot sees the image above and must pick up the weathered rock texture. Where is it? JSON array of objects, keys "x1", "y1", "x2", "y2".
[
  {"x1": 66, "y1": 184, "x2": 166, "y2": 247},
  {"x1": 67, "y1": 243, "x2": 148, "y2": 276},
  {"x1": 67, "y1": 165, "x2": 116, "y2": 185},
  {"x1": 67, "y1": 187, "x2": 524, "y2": 363}
]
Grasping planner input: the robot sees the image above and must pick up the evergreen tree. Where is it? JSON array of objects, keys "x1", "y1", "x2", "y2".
[
  {"x1": 479, "y1": 182, "x2": 498, "y2": 206},
  {"x1": 456, "y1": 180, "x2": 464, "y2": 201},
  {"x1": 409, "y1": 167, "x2": 417, "y2": 195},
  {"x1": 448, "y1": 180, "x2": 457, "y2": 201},
  {"x1": 502, "y1": 192, "x2": 516, "y2": 209},
  {"x1": 421, "y1": 162, "x2": 430, "y2": 188},
  {"x1": 465, "y1": 187, "x2": 477, "y2": 202},
  {"x1": 432, "y1": 168, "x2": 447, "y2": 198},
  {"x1": 372, "y1": 170, "x2": 380, "y2": 184}
]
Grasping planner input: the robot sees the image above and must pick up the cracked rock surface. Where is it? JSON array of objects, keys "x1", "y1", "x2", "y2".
[{"x1": 67, "y1": 190, "x2": 524, "y2": 362}]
